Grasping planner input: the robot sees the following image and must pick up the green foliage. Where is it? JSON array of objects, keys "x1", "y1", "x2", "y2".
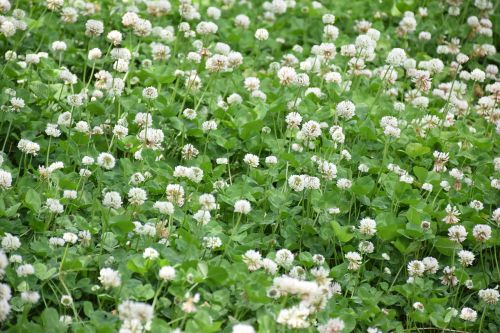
[{"x1": 0, "y1": 0, "x2": 498, "y2": 333}]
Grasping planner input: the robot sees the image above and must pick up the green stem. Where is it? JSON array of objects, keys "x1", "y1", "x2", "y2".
[
  {"x1": 478, "y1": 305, "x2": 487, "y2": 333},
  {"x1": 2, "y1": 118, "x2": 13, "y2": 152},
  {"x1": 151, "y1": 281, "x2": 165, "y2": 311},
  {"x1": 46, "y1": 136, "x2": 52, "y2": 167}
]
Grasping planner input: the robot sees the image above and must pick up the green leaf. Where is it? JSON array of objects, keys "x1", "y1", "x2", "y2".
[
  {"x1": 267, "y1": 190, "x2": 289, "y2": 210},
  {"x1": 239, "y1": 119, "x2": 263, "y2": 140},
  {"x1": 257, "y1": 314, "x2": 276, "y2": 333},
  {"x1": 4, "y1": 202, "x2": 21, "y2": 217},
  {"x1": 434, "y1": 237, "x2": 462, "y2": 256},
  {"x1": 131, "y1": 283, "x2": 155, "y2": 301},
  {"x1": 208, "y1": 266, "x2": 228, "y2": 285},
  {"x1": 376, "y1": 212, "x2": 402, "y2": 241},
  {"x1": 405, "y1": 143, "x2": 430, "y2": 158},
  {"x1": 34, "y1": 263, "x2": 57, "y2": 280},
  {"x1": 41, "y1": 308, "x2": 66, "y2": 333},
  {"x1": 86, "y1": 101, "x2": 106, "y2": 115},
  {"x1": 197, "y1": 262, "x2": 208, "y2": 279},
  {"x1": 392, "y1": 238, "x2": 420, "y2": 255},
  {"x1": 352, "y1": 176, "x2": 375, "y2": 195},
  {"x1": 150, "y1": 318, "x2": 170, "y2": 332},
  {"x1": 29, "y1": 81, "x2": 50, "y2": 99},
  {"x1": 413, "y1": 166, "x2": 428, "y2": 182},
  {"x1": 331, "y1": 220, "x2": 354, "y2": 242},
  {"x1": 127, "y1": 255, "x2": 148, "y2": 275},
  {"x1": 83, "y1": 301, "x2": 94, "y2": 318},
  {"x1": 109, "y1": 215, "x2": 134, "y2": 234},
  {"x1": 24, "y1": 189, "x2": 41, "y2": 212}
]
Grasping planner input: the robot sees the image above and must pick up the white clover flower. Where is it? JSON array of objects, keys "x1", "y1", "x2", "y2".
[
  {"x1": 243, "y1": 154, "x2": 259, "y2": 168},
  {"x1": 358, "y1": 164, "x2": 369, "y2": 173},
  {"x1": 472, "y1": 224, "x2": 491, "y2": 242},
  {"x1": 359, "y1": 241, "x2": 374, "y2": 254},
  {"x1": 128, "y1": 187, "x2": 147, "y2": 206},
  {"x1": 276, "y1": 304, "x2": 310, "y2": 329},
  {"x1": 232, "y1": 323, "x2": 255, "y2": 333},
  {"x1": 16, "y1": 264, "x2": 35, "y2": 277},
  {"x1": 235, "y1": 15, "x2": 250, "y2": 29},
  {"x1": 88, "y1": 48, "x2": 102, "y2": 60},
  {"x1": 46, "y1": 198, "x2": 64, "y2": 214},
  {"x1": 422, "y1": 183, "x2": 433, "y2": 192},
  {"x1": 60, "y1": 295, "x2": 73, "y2": 308},
  {"x1": 413, "y1": 302, "x2": 424, "y2": 312},
  {"x1": 328, "y1": 207, "x2": 340, "y2": 214},
  {"x1": 300, "y1": 121, "x2": 322, "y2": 140},
  {"x1": 422, "y1": 257, "x2": 439, "y2": 274},
  {"x1": 358, "y1": 218, "x2": 377, "y2": 237},
  {"x1": 202, "y1": 120, "x2": 218, "y2": 132},
  {"x1": 458, "y1": 250, "x2": 475, "y2": 267},
  {"x1": 234, "y1": 200, "x2": 251, "y2": 214},
  {"x1": 227, "y1": 93, "x2": 242, "y2": 105},
  {"x1": 21, "y1": 291, "x2": 40, "y2": 304},
  {"x1": 85, "y1": 20, "x2": 104, "y2": 37},
  {"x1": 0, "y1": 170, "x2": 12, "y2": 189},
  {"x1": 18, "y1": 139, "x2": 40, "y2": 156},
  {"x1": 207, "y1": 7, "x2": 221, "y2": 20},
  {"x1": 99, "y1": 268, "x2": 121, "y2": 289},
  {"x1": 277, "y1": 66, "x2": 297, "y2": 85},
  {"x1": 159, "y1": 266, "x2": 176, "y2": 281},
  {"x1": 103, "y1": 192, "x2": 122, "y2": 209},
  {"x1": 288, "y1": 175, "x2": 305, "y2": 192},
  {"x1": 261, "y1": 258, "x2": 278, "y2": 275},
  {"x1": 203, "y1": 236, "x2": 222, "y2": 250},
  {"x1": 285, "y1": 112, "x2": 302, "y2": 129},
  {"x1": 10, "y1": 97, "x2": 25, "y2": 110},
  {"x1": 407, "y1": 260, "x2": 425, "y2": 277},
  {"x1": 242, "y1": 250, "x2": 262, "y2": 271},
  {"x1": 336, "y1": 100, "x2": 356, "y2": 119},
  {"x1": 469, "y1": 200, "x2": 483, "y2": 211},
  {"x1": 97, "y1": 153, "x2": 116, "y2": 170},
  {"x1": 470, "y1": 68, "x2": 485, "y2": 82},
  {"x1": 198, "y1": 194, "x2": 217, "y2": 211},
  {"x1": 337, "y1": 178, "x2": 352, "y2": 189},
  {"x1": 196, "y1": 21, "x2": 218, "y2": 35},
  {"x1": 459, "y1": 307, "x2": 477, "y2": 322},
  {"x1": 479, "y1": 288, "x2": 499, "y2": 304},
  {"x1": 275, "y1": 249, "x2": 294, "y2": 268},
  {"x1": 153, "y1": 201, "x2": 174, "y2": 215},
  {"x1": 142, "y1": 87, "x2": 158, "y2": 100},
  {"x1": 244, "y1": 77, "x2": 260, "y2": 91},
  {"x1": 386, "y1": 48, "x2": 407, "y2": 66},
  {"x1": 318, "y1": 318, "x2": 345, "y2": 333},
  {"x1": 63, "y1": 233, "x2": 78, "y2": 244},
  {"x1": 143, "y1": 247, "x2": 159, "y2": 260},
  {"x1": 265, "y1": 156, "x2": 278, "y2": 165},
  {"x1": 448, "y1": 225, "x2": 467, "y2": 243},
  {"x1": 107, "y1": 30, "x2": 122, "y2": 45},
  {"x1": 59, "y1": 315, "x2": 72, "y2": 325},
  {"x1": 345, "y1": 251, "x2": 362, "y2": 271},
  {"x1": 254, "y1": 28, "x2": 269, "y2": 40},
  {"x1": 193, "y1": 209, "x2": 211, "y2": 225},
  {"x1": 166, "y1": 184, "x2": 185, "y2": 207}
]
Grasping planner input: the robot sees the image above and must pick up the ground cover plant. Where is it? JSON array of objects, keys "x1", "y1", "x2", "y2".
[{"x1": 0, "y1": 0, "x2": 499, "y2": 332}]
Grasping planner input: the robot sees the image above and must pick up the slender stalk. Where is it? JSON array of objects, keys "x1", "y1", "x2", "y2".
[
  {"x1": 45, "y1": 136, "x2": 52, "y2": 167},
  {"x1": 478, "y1": 305, "x2": 487, "y2": 333},
  {"x1": 151, "y1": 281, "x2": 165, "y2": 311},
  {"x1": 2, "y1": 118, "x2": 13, "y2": 152}
]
